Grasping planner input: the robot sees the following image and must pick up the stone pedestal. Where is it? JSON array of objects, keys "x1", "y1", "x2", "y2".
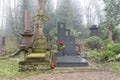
[{"x1": 21, "y1": 32, "x2": 34, "y2": 46}]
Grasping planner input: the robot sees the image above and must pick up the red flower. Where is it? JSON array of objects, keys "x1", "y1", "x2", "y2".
[
  {"x1": 57, "y1": 42, "x2": 65, "y2": 50},
  {"x1": 57, "y1": 42, "x2": 64, "y2": 46}
]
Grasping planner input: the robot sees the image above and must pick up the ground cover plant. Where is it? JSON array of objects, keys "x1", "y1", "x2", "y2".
[{"x1": 0, "y1": 59, "x2": 50, "y2": 79}]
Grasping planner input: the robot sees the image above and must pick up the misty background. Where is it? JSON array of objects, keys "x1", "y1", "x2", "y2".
[{"x1": 0, "y1": 0, "x2": 120, "y2": 43}]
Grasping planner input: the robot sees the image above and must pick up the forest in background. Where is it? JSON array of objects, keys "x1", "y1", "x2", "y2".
[{"x1": 0, "y1": 0, "x2": 120, "y2": 44}]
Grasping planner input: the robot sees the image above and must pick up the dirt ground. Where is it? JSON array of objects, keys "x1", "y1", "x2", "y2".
[{"x1": 19, "y1": 71, "x2": 120, "y2": 80}]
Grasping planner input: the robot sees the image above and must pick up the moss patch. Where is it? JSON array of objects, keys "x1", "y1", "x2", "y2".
[{"x1": 27, "y1": 53, "x2": 46, "y2": 58}]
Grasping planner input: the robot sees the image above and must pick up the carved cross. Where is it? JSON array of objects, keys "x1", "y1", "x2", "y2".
[{"x1": 38, "y1": 0, "x2": 47, "y2": 12}]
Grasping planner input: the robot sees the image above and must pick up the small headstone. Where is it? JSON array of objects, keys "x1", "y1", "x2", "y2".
[
  {"x1": 5, "y1": 35, "x2": 18, "y2": 53},
  {"x1": 89, "y1": 24, "x2": 98, "y2": 36}
]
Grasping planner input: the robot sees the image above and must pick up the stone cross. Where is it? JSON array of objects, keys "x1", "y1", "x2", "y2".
[
  {"x1": 38, "y1": 0, "x2": 47, "y2": 12},
  {"x1": 33, "y1": 0, "x2": 48, "y2": 37}
]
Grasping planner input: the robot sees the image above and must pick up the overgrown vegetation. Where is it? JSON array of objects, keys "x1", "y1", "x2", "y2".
[
  {"x1": 84, "y1": 36, "x2": 102, "y2": 50},
  {"x1": 0, "y1": 59, "x2": 50, "y2": 79},
  {"x1": 83, "y1": 36, "x2": 120, "y2": 73},
  {"x1": 0, "y1": 60, "x2": 20, "y2": 78},
  {"x1": 111, "y1": 44, "x2": 120, "y2": 55}
]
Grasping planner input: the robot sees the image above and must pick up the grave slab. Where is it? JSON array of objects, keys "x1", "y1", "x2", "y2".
[{"x1": 57, "y1": 56, "x2": 88, "y2": 67}]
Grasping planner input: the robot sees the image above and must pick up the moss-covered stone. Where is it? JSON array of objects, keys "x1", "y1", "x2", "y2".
[{"x1": 27, "y1": 53, "x2": 46, "y2": 58}]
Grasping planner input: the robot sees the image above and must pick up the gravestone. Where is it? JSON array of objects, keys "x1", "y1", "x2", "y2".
[
  {"x1": 57, "y1": 22, "x2": 80, "y2": 56},
  {"x1": 57, "y1": 22, "x2": 88, "y2": 67},
  {"x1": 89, "y1": 24, "x2": 98, "y2": 36}
]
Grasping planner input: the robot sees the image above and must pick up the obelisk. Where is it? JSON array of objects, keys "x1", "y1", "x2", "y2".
[
  {"x1": 21, "y1": 10, "x2": 34, "y2": 46},
  {"x1": 25, "y1": 10, "x2": 30, "y2": 32}
]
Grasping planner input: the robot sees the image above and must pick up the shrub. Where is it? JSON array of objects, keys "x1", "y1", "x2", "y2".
[
  {"x1": 107, "y1": 43, "x2": 112, "y2": 50},
  {"x1": 85, "y1": 36, "x2": 102, "y2": 50},
  {"x1": 97, "y1": 50, "x2": 116, "y2": 62},
  {"x1": 84, "y1": 50, "x2": 99, "y2": 59},
  {"x1": 102, "y1": 39, "x2": 110, "y2": 46},
  {"x1": 111, "y1": 44, "x2": 120, "y2": 54}
]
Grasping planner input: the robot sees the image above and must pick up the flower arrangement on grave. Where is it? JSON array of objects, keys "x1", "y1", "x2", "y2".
[{"x1": 57, "y1": 42, "x2": 65, "y2": 51}]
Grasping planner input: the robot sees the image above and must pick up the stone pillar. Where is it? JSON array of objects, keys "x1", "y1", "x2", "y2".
[
  {"x1": 25, "y1": 10, "x2": 30, "y2": 32},
  {"x1": 20, "y1": 10, "x2": 34, "y2": 47}
]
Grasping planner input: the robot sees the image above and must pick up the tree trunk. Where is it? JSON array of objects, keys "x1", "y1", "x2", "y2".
[{"x1": 108, "y1": 23, "x2": 113, "y2": 43}]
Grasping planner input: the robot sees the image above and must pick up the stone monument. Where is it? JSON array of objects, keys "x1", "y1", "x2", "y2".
[
  {"x1": 89, "y1": 24, "x2": 98, "y2": 36},
  {"x1": 33, "y1": 0, "x2": 49, "y2": 37},
  {"x1": 57, "y1": 22, "x2": 80, "y2": 56},
  {"x1": 20, "y1": 10, "x2": 34, "y2": 47},
  {"x1": 57, "y1": 22, "x2": 88, "y2": 67}
]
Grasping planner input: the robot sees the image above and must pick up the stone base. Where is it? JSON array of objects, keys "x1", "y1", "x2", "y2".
[{"x1": 57, "y1": 56, "x2": 88, "y2": 67}]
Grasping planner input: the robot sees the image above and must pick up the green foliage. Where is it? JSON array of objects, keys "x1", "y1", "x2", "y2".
[
  {"x1": 106, "y1": 43, "x2": 112, "y2": 50},
  {"x1": 84, "y1": 50, "x2": 99, "y2": 59},
  {"x1": 84, "y1": 50, "x2": 117, "y2": 62},
  {"x1": 111, "y1": 44, "x2": 120, "y2": 54},
  {"x1": 85, "y1": 36, "x2": 102, "y2": 49},
  {"x1": 113, "y1": 28, "x2": 120, "y2": 42},
  {"x1": 100, "y1": 0, "x2": 120, "y2": 42},
  {"x1": 0, "y1": 59, "x2": 50, "y2": 78},
  {"x1": 97, "y1": 51, "x2": 116, "y2": 61},
  {"x1": 85, "y1": 36, "x2": 102, "y2": 45},
  {"x1": 49, "y1": 28, "x2": 57, "y2": 44},
  {"x1": 0, "y1": 60, "x2": 19, "y2": 78},
  {"x1": 102, "y1": 39, "x2": 110, "y2": 46},
  {"x1": 104, "y1": 0, "x2": 120, "y2": 26},
  {"x1": 98, "y1": 24, "x2": 108, "y2": 40}
]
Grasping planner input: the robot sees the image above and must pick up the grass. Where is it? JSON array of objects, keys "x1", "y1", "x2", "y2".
[
  {"x1": 0, "y1": 59, "x2": 50, "y2": 79},
  {"x1": 0, "y1": 59, "x2": 21, "y2": 78},
  {"x1": 109, "y1": 62, "x2": 120, "y2": 73}
]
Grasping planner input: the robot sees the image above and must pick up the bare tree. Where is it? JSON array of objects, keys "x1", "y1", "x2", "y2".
[
  {"x1": 83, "y1": 0, "x2": 103, "y2": 27},
  {"x1": 0, "y1": 0, "x2": 5, "y2": 36}
]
